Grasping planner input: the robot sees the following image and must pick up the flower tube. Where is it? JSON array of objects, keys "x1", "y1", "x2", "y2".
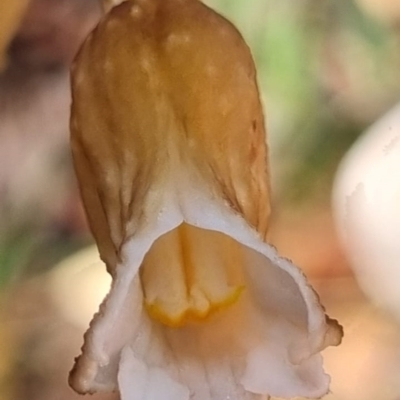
[{"x1": 69, "y1": 0, "x2": 342, "y2": 399}]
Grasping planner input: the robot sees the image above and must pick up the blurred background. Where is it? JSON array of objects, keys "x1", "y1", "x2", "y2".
[{"x1": 0, "y1": 0, "x2": 400, "y2": 399}]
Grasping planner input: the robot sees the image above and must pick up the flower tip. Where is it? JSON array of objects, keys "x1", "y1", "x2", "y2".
[
  {"x1": 325, "y1": 317, "x2": 344, "y2": 348},
  {"x1": 69, "y1": 356, "x2": 96, "y2": 395}
]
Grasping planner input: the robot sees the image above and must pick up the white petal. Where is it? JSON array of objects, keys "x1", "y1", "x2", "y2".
[
  {"x1": 119, "y1": 346, "x2": 189, "y2": 400},
  {"x1": 243, "y1": 334, "x2": 329, "y2": 398},
  {"x1": 71, "y1": 173, "x2": 340, "y2": 398}
]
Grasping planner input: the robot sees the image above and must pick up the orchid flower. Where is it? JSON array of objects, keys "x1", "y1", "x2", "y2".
[{"x1": 69, "y1": 0, "x2": 342, "y2": 399}]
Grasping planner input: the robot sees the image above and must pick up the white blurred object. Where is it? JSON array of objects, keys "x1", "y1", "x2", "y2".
[
  {"x1": 48, "y1": 246, "x2": 111, "y2": 329},
  {"x1": 333, "y1": 103, "x2": 400, "y2": 320}
]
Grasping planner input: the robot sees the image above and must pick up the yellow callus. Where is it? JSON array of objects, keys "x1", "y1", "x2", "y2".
[{"x1": 140, "y1": 224, "x2": 244, "y2": 327}]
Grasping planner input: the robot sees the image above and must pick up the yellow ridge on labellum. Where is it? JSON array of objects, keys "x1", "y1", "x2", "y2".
[{"x1": 141, "y1": 223, "x2": 245, "y2": 326}]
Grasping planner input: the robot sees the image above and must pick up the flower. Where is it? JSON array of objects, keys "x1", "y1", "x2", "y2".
[{"x1": 69, "y1": 0, "x2": 342, "y2": 399}]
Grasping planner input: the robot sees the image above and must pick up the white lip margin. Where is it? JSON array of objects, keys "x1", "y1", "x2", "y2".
[{"x1": 72, "y1": 172, "x2": 333, "y2": 397}]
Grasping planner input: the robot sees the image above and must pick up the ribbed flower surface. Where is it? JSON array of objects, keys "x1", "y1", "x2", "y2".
[{"x1": 69, "y1": 1, "x2": 342, "y2": 399}]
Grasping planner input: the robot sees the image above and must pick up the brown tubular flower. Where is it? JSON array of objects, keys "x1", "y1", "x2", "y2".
[
  {"x1": 69, "y1": 0, "x2": 342, "y2": 398},
  {"x1": 71, "y1": 0, "x2": 271, "y2": 272}
]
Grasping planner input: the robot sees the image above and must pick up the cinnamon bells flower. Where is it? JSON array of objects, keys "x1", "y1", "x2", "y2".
[{"x1": 69, "y1": 0, "x2": 342, "y2": 399}]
